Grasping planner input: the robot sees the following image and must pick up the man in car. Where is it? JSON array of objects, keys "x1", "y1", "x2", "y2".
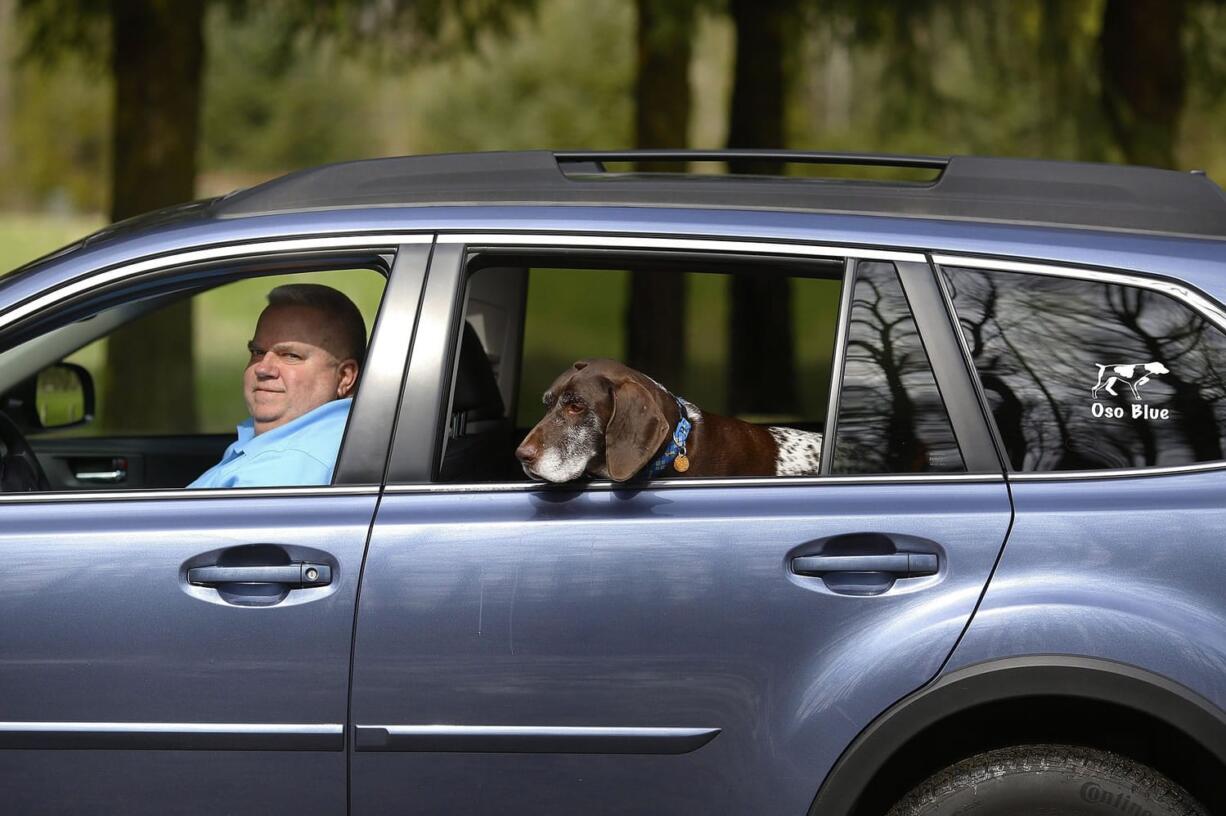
[{"x1": 188, "y1": 283, "x2": 365, "y2": 488}]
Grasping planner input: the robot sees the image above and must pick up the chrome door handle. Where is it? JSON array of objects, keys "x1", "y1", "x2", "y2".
[
  {"x1": 791, "y1": 553, "x2": 938, "y2": 578},
  {"x1": 187, "y1": 563, "x2": 332, "y2": 588}
]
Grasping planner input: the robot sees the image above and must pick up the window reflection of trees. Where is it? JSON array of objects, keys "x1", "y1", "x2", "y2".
[
  {"x1": 944, "y1": 267, "x2": 1226, "y2": 471},
  {"x1": 834, "y1": 262, "x2": 964, "y2": 474}
]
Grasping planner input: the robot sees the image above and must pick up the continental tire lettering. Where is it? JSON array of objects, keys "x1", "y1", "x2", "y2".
[{"x1": 1079, "y1": 781, "x2": 1154, "y2": 816}]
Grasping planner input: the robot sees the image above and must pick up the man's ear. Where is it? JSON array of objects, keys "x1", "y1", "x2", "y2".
[
  {"x1": 336, "y1": 360, "x2": 359, "y2": 399},
  {"x1": 604, "y1": 380, "x2": 669, "y2": 481}
]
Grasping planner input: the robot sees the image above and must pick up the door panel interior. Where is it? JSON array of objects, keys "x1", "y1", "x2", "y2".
[{"x1": 31, "y1": 434, "x2": 232, "y2": 490}]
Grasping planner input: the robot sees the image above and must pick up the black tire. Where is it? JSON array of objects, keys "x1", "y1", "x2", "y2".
[{"x1": 885, "y1": 744, "x2": 1206, "y2": 816}]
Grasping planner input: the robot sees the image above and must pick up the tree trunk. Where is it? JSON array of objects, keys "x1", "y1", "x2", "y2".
[
  {"x1": 0, "y1": 0, "x2": 13, "y2": 189},
  {"x1": 102, "y1": 0, "x2": 204, "y2": 433},
  {"x1": 1099, "y1": 0, "x2": 1187, "y2": 168},
  {"x1": 726, "y1": 0, "x2": 796, "y2": 415},
  {"x1": 626, "y1": 0, "x2": 694, "y2": 389}
]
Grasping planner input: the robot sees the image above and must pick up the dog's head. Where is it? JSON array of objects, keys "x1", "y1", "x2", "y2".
[{"x1": 515, "y1": 359, "x2": 672, "y2": 482}]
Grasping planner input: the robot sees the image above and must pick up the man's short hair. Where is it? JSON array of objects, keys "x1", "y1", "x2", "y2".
[{"x1": 267, "y1": 283, "x2": 367, "y2": 366}]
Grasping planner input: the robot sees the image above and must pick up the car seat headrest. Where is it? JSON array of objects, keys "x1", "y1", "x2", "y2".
[{"x1": 452, "y1": 321, "x2": 505, "y2": 421}]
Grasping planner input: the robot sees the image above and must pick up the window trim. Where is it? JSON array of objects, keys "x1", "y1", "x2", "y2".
[
  {"x1": 894, "y1": 260, "x2": 1002, "y2": 472},
  {"x1": 437, "y1": 232, "x2": 928, "y2": 264},
  {"x1": 820, "y1": 259, "x2": 857, "y2": 476},
  {"x1": 931, "y1": 254, "x2": 1226, "y2": 334},
  {"x1": 391, "y1": 232, "x2": 999, "y2": 489},
  {"x1": 933, "y1": 253, "x2": 1226, "y2": 480},
  {"x1": 0, "y1": 234, "x2": 434, "y2": 334},
  {"x1": 0, "y1": 485, "x2": 380, "y2": 504},
  {"x1": 383, "y1": 473, "x2": 1006, "y2": 496},
  {"x1": 0, "y1": 234, "x2": 432, "y2": 500}
]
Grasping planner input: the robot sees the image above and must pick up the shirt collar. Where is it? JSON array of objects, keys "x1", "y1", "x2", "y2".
[{"x1": 229, "y1": 398, "x2": 352, "y2": 459}]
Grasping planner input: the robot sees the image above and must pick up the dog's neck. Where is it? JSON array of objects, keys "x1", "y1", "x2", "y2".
[
  {"x1": 644, "y1": 396, "x2": 694, "y2": 478},
  {"x1": 644, "y1": 387, "x2": 781, "y2": 479}
]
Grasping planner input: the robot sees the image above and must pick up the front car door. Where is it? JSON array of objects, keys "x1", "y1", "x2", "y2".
[
  {"x1": 0, "y1": 237, "x2": 429, "y2": 814},
  {"x1": 349, "y1": 234, "x2": 1012, "y2": 814}
]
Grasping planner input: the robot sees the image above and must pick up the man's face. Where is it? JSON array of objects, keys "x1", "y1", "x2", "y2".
[{"x1": 243, "y1": 304, "x2": 359, "y2": 435}]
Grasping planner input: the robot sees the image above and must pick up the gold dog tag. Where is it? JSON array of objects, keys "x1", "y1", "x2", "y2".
[{"x1": 673, "y1": 455, "x2": 690, "y2": 473}]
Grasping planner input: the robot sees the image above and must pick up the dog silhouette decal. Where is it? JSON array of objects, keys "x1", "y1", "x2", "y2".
[{"x1": 1091, "y1": 361, "x2": 1170, "y2": 400}]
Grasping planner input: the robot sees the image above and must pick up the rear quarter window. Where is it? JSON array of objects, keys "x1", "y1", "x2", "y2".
[{"x1": 942, "y1": 265, "x2": 1226, "y2": 471}]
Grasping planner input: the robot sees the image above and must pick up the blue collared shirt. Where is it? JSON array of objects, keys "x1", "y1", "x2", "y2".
[{"x1": 188, "y1": 398, "x2": 352, "y2": 489}]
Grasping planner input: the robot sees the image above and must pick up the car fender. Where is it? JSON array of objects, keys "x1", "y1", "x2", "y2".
[{"x1": 808, "y1": 655, "x2": 1226, "y2": 815}]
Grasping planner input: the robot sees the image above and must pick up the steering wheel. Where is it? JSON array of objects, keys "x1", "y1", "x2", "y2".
[{"x1": 0, "y1": 409, "x2": 50, "y2": 492}]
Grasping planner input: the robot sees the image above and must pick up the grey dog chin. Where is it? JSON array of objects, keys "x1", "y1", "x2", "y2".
[{"x1": 523, "y1": 463, "x2": 585, "y2": 483}]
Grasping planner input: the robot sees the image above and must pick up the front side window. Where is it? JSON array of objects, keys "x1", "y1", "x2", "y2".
[
  {"x1": 942, "y1": 265, "x2": 1226, "y2": 471},
  {"x1": 0, "y1": 267, "x2": 385, "y2": 492},
  {"x1": 832, "y1": 261, "x2": 964, "y2": 474}
]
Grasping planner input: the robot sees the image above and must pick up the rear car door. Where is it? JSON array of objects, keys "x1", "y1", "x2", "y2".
[
  {"x1": 348, "y1": 235, "x2": 1013, "y2": 814},
  {"x1": 0, "y1": 239, "x2": 429, "y2": 814}
]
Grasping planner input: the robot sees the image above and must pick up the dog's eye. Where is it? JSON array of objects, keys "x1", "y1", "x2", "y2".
[{"x1": 565, "y1": 401, "x2": 586, "y2": 415}]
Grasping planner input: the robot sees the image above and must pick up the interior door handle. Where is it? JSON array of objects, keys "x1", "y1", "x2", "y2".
[
  {"x1": 75, "y1": 469, "x2": 126, "y2": 483},
  {"x1": 187, "y1": 563, "x2": 332, "y2": 588},
  {"x1": 73, "y1": 457, "x2": 128, "y2": 483},
  {"x1": 791, "y1": 553, "x2": 938, "y2": 578}
]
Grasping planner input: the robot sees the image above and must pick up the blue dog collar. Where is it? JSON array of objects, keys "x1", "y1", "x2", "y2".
[{"x1": 646, "y1": 398, "x2": 692, "y2": 479}]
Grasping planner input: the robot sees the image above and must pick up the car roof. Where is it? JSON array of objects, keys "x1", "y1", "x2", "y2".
[{"x1": 208, "y1": 149, "x2": 1226, "y2": 240}]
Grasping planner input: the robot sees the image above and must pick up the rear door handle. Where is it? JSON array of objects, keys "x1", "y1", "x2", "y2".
[
  {"x1": 791, "y1": 553, "x2": 938, "y2": 578},
  {"x1": 187, "y1": 563, "x2": 332, "y2": 588}
]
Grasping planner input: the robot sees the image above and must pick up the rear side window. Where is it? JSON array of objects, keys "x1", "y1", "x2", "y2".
[
  {"x1": 443, "y1": 253, "x2": 842, "y2": 484},
  {"x1": 832, "y1": 261, "x2": 964, "y2": 474},
  {"x1": 942, "y1": 265, "x2": 1226, "y2": 471}
]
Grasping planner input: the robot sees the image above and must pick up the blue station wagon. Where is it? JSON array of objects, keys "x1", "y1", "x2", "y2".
[{"x1": 1, "y1": 150, "x2": 1224, "y2": 815}]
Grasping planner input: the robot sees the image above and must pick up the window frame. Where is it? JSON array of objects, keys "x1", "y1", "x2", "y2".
[
  {"x1": 830, "y1": 259, "x2": 999, "y2": 475},
  {"x1": 933, "y1": 252, "x2": 1226, "y2": 480},
  {"x1": 383, "y1": 232, "x2": 1005, "y2": 490},
  {"x1": 0, "y1": 234, "x2": 433, "y2": 502}
]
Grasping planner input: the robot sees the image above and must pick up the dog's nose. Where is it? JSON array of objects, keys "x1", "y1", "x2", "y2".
[{"x1": 515, "y1": 441, "x2": 540, "y2": 464}]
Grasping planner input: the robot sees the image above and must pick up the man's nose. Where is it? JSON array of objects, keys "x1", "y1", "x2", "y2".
[{"x1": 253, "y1": 354, "x2": 279, "y2": 378}]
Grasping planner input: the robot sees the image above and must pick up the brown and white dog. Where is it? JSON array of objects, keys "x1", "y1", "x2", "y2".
[{"x1": 515, "y1": 359, "x2": 823, "y2": 483}]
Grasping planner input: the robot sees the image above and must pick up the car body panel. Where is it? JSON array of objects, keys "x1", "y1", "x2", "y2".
[
  {"x1": 349, "y1": 481, "x2": 1011, "y2": 814},
  {"x1": 945, "y1": 469, "x2": 1226, "y2": 710},
  {"x1": 0, "y1": 492, "x2": 377, "y2": 815}
]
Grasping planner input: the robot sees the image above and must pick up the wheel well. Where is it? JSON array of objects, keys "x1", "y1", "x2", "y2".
[{"x1": 851, "y1": 695, "x2": 1225, "y2": 815}]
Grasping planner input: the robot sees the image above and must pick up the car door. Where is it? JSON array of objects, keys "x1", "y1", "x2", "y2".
[
  {"x1": 0, "y1": 239, "x2": 429, "y2": 815},
  {"x1": 348, "y1": 236, "x2": 1012, "y2": 815}
]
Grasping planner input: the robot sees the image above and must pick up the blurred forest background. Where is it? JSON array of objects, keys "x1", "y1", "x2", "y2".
[{"x1": 0, "y1": 0, "x2": 1224, "y2": 433}]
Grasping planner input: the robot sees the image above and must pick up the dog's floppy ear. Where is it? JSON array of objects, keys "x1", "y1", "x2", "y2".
[{"x1": 604, "y1": 379, "x2": 670, "y2": 481}]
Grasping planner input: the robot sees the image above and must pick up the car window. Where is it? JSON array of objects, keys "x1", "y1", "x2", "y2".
[
  {"x1": 441, "y1": 253, "x2": 842, "y2": 483},
  {"x1": 942, "y1": 264, "x2": 1226, "y2": 471},
  {"x1": 0, "y1": 267, "x2": 386, "y2": 491},
  {"x1": 57, "y1": 269, "x2": 385, "y2": 437},
  {"x1": 832, "y1": 261, "x2": 964, "y2": 474}
]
